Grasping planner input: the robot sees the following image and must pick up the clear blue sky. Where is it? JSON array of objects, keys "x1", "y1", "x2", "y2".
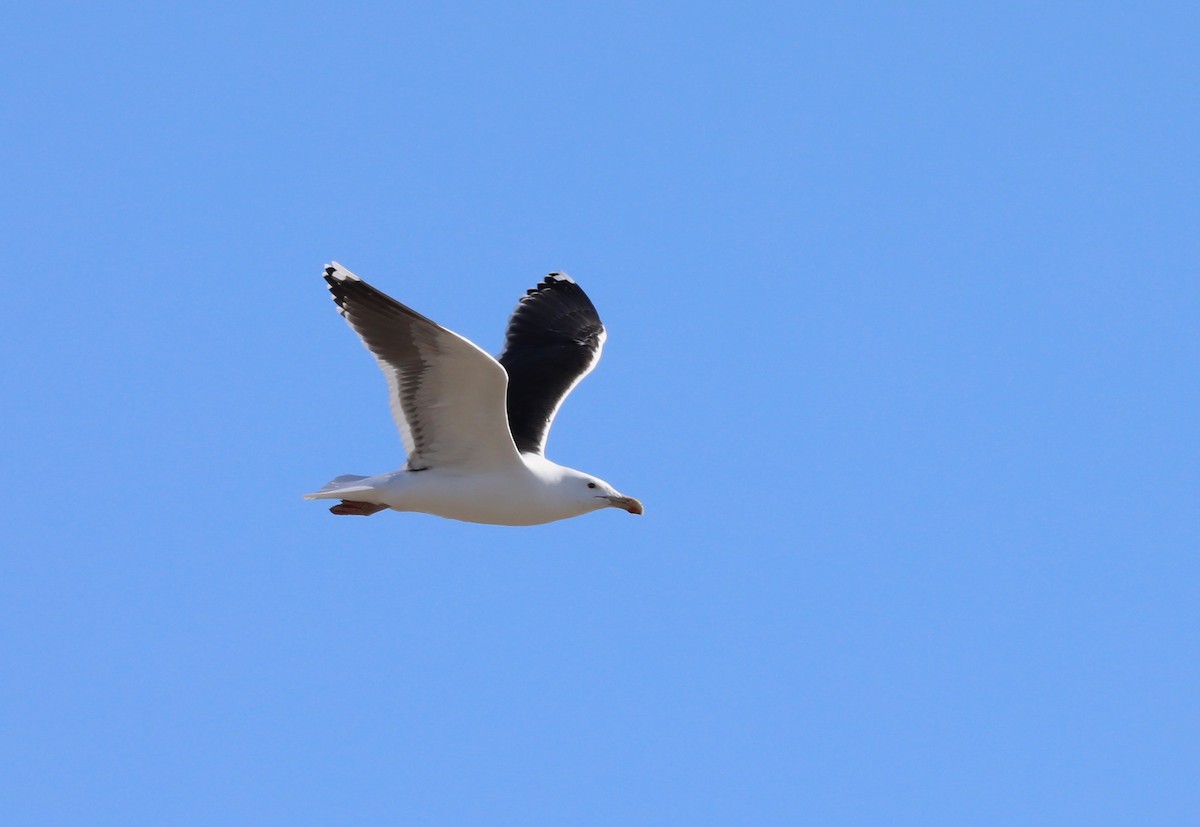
[{"x1": 3, "y1": 2, "x2": 1197, "y2": 824}]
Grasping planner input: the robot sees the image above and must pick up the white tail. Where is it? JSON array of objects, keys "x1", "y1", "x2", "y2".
[{"x1": 303, "y1": 474, "x2": 371, "y2": 500}]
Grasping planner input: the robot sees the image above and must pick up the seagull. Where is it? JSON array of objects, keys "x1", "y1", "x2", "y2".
[{"x1": 304, "y1": 263, "x2": 644, "y2": 526}]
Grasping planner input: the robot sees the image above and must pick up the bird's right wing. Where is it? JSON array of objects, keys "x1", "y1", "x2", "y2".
[{"x1": 497, "y1": 273, "x2": 606, "y2": 455}]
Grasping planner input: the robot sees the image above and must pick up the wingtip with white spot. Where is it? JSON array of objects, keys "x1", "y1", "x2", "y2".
[
  {"x1": 324, "y1": 261, "x2": 360, "y2": 282},
  {"x1": 523, "y1": 272, "x2": 576, "y2": 297}
]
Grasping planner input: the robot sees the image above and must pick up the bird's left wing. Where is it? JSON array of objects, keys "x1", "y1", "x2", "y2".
[{"x1": 324, "y1": 263, "x2": 521, "y2": 471}]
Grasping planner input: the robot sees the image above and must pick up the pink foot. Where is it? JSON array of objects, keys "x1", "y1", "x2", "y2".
[{"x1": 330, "y1": 500, "x2": 387, "y2": 516}]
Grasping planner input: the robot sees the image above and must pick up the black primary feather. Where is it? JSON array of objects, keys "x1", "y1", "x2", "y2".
[{"x1": 498, "y1": 274, "x2": 606, "y2": 455}]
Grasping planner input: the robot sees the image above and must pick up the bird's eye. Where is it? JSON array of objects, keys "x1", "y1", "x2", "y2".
[{"x1": 587, "y1": 482, "x2": 597, "y2": 489}]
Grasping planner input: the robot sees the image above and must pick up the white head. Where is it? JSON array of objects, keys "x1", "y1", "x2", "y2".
[{"x1": 554, "y1": 465, "x2": 644, "y2": 517}]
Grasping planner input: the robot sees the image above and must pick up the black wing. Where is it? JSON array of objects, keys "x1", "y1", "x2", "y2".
[{"x1": 497, "y1": 273, "x2": 606, "y2": 455}]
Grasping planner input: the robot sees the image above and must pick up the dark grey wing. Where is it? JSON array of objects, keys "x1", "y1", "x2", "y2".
[
  {"x1": 497, "y1": 273, "x2": 606, "y2": 455},
  {"x1": 324, "y1": 263, "x2": 519, "y2": 471}
]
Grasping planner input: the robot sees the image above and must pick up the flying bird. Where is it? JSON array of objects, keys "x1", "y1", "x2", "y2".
[{"x1": 305, "y1": 263, "x2": 644, "y2": 525}]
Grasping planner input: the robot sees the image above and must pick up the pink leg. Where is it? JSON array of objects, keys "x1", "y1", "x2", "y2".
[{"x1": 330, "y1": 500, "x2": 388, "y2": 516}]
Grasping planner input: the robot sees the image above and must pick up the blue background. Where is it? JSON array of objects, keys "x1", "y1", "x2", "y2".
[{"x1": 4, "y1": 2, "x2": 1197, "y2": 823}]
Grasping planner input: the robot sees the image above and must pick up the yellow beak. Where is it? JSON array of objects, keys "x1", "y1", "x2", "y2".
[{"x1": 607, "y1": 495, "x2": 644, "y2": 515}]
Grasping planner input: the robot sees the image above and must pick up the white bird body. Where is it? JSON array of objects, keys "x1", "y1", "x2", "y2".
[
  {"x1": 309, "y1": 455, "x2": 622, "y2": 526},
  {"x1": 304, "y1": 263, "x2": 643, "y2": 526}
]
